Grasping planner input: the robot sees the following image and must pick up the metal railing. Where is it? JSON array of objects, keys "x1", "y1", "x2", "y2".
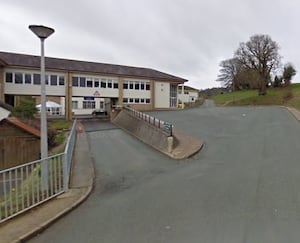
[
  {"x1": 124, "y1": 106, "x2": 173, "y2": 136},
  {"x1": 0, "y1": 120, "x2": 77, "y2": 224},
  {"x1": 64, "y1": 120, "x2": 77, "y2": 191}
]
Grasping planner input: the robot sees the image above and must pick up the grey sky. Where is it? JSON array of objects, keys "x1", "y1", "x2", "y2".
[{"x1": 1, "y1": 0, "x2": 299, "y2": 89}]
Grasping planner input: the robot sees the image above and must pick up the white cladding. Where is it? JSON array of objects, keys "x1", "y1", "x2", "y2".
[
  {"x1": 155, "y1": 82, "x2": 170, "y2": 108},
  {"x1": 178, "y1": 90, "x2": 199, "y2": 103},
  {"x1": 72, "y1": 87, "x2": 118, "y2": 97}
]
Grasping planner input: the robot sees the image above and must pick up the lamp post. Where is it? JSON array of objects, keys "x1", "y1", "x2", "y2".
[{"x1": 29, "y1": 25, "x2": 54, "y2": 191}]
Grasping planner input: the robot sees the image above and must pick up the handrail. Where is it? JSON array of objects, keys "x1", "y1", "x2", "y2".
[{"x1": 123, "y1": 106, "x2": 173, "y2": 136}]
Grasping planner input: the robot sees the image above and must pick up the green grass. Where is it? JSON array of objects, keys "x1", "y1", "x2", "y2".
[
  {"x1": 0, "y1": 158, "x2": 64, "y2": 220},
  {"x1": 48, "y1": 120, "x2": 72, "y2": 151},
  {"x1": 48, "y1": 120, "x2": 72, "y2": 130},
  {"x1": 55, "y1": 133, "x2": 66, "y2": 145},
  {"x1": 212, "y1": 83, "x2": 300, "y2": 110}
]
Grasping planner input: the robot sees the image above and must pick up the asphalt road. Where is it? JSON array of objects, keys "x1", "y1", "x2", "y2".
[{"x1": 30, "y1": 104, "x2": 300, "y2": 243}]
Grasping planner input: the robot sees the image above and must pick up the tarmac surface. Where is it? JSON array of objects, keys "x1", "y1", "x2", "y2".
[
  {"x1": 1, "y1": 102, "x2": 300, "y2": 242},
  {"x1": 0, "y1": 114, "x2": 200, "y2": 243}
]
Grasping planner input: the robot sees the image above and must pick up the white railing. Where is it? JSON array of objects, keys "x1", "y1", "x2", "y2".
[{"x1": 0, "y1": 120, "x2": 77, "y2": 224}]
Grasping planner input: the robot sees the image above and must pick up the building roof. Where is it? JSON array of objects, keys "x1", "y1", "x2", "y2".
[
  {"x1": 0, "y1": 107, "x2": 10, "y2": 122},
  {"x1": 178, "y1": 85, "x2": 199, "y2": 92},
  {"x1": 5, "y1": 117, "x2": 40, "y2": 138},
  {"x1": 0, "y1": 51, "x2": 187, "y2": 83}
]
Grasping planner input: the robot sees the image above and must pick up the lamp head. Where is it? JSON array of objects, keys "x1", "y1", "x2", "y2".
[{"x1": 29, "y1": 25, "x2": 54, "y2": 40}]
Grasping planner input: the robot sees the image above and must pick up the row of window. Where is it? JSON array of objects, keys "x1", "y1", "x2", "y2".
[
  {"x1": 5, "y1": 72, "x2": 151, "y2": 92},
  {"x1": 123, "y1": 81, "x2": 150, "y2": 90},
  {"x1": 123, "y1": 98, "x2": 151, "y2": 104},
  {"x1": 72, "y1": 98, "x2": 151, "y2": 108},
  {"x1": 72, "y1": 76, "x2": 118, "y2": 89},
  {"x1": 72, "y1": 100, "x2": 97, "y2": 109},
  {"x1": 5, "y1": 72, "x2": 65, "y2": 86}
]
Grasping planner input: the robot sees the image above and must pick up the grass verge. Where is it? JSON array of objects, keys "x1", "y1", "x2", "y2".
[{"x1": 211, "y1": 83, "x2": 300, "y2": 110}]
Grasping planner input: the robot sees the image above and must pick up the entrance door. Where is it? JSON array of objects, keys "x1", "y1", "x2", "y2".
[{"x1": 170, "y1": 84, "x2": 178, "y2": 108}]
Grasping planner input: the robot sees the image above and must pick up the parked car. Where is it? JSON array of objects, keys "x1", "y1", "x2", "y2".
[{"x1": 92, "y1": 109, "x2": 108, "y2": 116}]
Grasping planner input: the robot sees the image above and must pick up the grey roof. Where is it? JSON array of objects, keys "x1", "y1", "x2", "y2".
[
  {"x1": 0, "y1": 51, "x2": 187, "y2": 83},
  {"x1": 0, "y1": 107, "x2": 10, "y2": 122}
]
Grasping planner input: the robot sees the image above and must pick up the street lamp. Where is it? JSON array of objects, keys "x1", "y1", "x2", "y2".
[{"x1": 29, "y1": 25, "x2": 54, "y2": 191}]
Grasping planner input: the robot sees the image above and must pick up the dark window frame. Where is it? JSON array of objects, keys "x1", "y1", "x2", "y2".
[
  {"x1": 15, "y1": 72, "x2": 23, "y2": 84},
  {"x1": 5, "y1": 72, "x2": 13, "y2": 83},
  {"x1": 33, "y1": 73, "x2": 41, "y2": 85},
  {"x1": 25, "y1": 73, "x2": 32, "y2": 84},
  {"x1": 50, "y1": 75, "x2": 58, "y2": 86}
]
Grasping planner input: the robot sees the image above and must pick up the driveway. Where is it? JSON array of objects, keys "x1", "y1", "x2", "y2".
[{"x1": 30, "y1": 106, "x2": 300, "y2": 243}]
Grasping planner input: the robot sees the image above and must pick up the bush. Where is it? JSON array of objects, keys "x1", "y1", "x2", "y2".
[
  {"x1": 12, "y1": 97, "x2": 37, "y2": 119},
  {"x1": 47, "y1": 126, "x2": 57, "y2": 148}
]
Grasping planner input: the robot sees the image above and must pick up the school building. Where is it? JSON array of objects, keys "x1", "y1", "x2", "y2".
[{"x1": 0, "y1": 51, "x2": 187, "y2": 120}]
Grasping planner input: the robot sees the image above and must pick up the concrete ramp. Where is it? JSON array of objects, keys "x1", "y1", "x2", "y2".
[
  {"x1": 112, "y1": 110, "x2": 169, "y2": 151},
  {"x1": 112, "y1": 109, "x2": 203, "y2": 159}
]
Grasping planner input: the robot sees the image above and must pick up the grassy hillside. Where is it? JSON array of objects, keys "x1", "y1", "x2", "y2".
[{"x1": 212, "y1": 83, "x2": 300, "y2": 110}]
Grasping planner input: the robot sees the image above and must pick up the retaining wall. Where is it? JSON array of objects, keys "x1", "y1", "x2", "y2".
[{"x1": 112, "y1": 110, "x2": 170, "y2": 152}]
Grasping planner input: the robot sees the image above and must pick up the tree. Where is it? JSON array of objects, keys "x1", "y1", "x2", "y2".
[
  {"x1": 217, "y1": 58, "x2": 262, "y2": 90},
  {"x1": 235, "y1": 67, "x2": 262, "y2": 90},
  {"x1": 216, "y1": 58, "x2": 241, "y2": 90},
  {"x1": 235, "y1": 34, "x2": 281, "y2": 95},
  {"x1": 273, "y1": 75, "x2": 282, "y2": 87},
  {"x1": 12, "y1": 97, "x2": 37, "y2": 119},
  {"x1": 282, "y1": 63, "x2": 296, "y2": 86}
]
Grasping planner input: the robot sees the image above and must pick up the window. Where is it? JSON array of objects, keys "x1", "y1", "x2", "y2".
[
  {"x1": 170, "y1": 83, "x2": 178, "y2": 107},
  {"x1": 140, "y1": 82, "x2": 145, "y2": 90},
  {"x1": 33, "y1": 74, "x2": 41, "y2": 85},
  {"x1": 123, "y1": 98, "x2": 128, "y2": 103},
  {"x1": 107, "y1": 80, "x2": 112, "y2": 88},
  {"x1": 140, "y1": 98, "x2": 145, "y2": 103},
  {"x1": 72, "y1": 101, "x2": 78, "y2": 109},
  {"x1": 25, "y1": 74, "x2": 32, "y2": 84},
  {"x1": 113, "y1": 82, "x2": 118, "y2": 89},
  {"x1": 129, "y1": 82, "x2": 134, "y2": 89},
  {"x1": 129, "y1": 98, "x2": 134, "y2": 103},
  {"x1": 123, "y1": 82, "x2": 128, "y2": 89},
  {"x1": 15, "y1": 72, "x2": 23, "y2": 84},
  {"x1": 94, "y1": 79, "x2": 99, "y2": 88},
  {"x1": 146, "y1": 98, "x2": 150, "y2": 104},
  {"x1": 5, "y1": 72, "x2": 13, "y2": 83},
  {"x1": 135, "y1": 98, "x2": 139, "y2": 103},
  {"x1": 146, "y1": 83, "x2": 150, "y2": 90},
  {"x1": 50, "y1": 75, "x2": 57, "y2": 86},
  {"x1": 59, "y1": 76, "x2": 65, "y2": 86},
  {"x1": 87, "y1": 79, "x2": 93, "y2": 87},
  {"x1": 45, "y1": 75, "x2": 49, "y2": 85},
  {"x1": 101, "y1": 79, "x2": 106, "y2": 88},
  {"x1": 72, "y1": 77, "x2": 79, "y2": 86},
  {"x1": 83, "y1": 101, "x2": 95, "y2": 109},
  {"x1": 135, "y1": 82, "x2": 139, "y2": 90},
  {"x1": 100, "y1": 101, "x2": 104, "y2": 109},
  {"x1": 80, "y1": 77, "x2": 86, "y2": 87}
]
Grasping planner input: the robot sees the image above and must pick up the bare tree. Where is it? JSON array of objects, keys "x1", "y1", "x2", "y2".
[
  {"x1": 216, "y1": 58, "x2": 241, "y2": 90},
  {"x1": 235, "y1": 34, "x2": 281, "y2": 95}
]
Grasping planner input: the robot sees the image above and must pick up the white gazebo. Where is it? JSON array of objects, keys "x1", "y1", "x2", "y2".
[{"x1": 36, "y1": 101, "x2": 62, "y2": 115}]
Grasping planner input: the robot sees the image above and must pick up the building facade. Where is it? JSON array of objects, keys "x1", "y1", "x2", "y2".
[
  {"x1": 178, "y1": 85, "x2": 199, "y2": 104},
  {"x1": 0, "y1": 51, "x2": 187, "y2": 119}
]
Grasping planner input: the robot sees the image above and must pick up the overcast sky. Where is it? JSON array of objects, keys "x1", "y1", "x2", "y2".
[{"x1": 1, "y1": 0, "x2": 299, "y2": 89}]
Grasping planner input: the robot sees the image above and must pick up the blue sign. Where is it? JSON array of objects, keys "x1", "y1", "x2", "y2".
[{"x1": 83, "y1": 96, "x2": 95, "y2": 101}]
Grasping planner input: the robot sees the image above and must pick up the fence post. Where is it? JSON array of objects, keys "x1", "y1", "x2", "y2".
[{"x1": 63, "y1": 152, "x2": 69, "y2": 192}]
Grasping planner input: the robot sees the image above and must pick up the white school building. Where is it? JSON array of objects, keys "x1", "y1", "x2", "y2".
[{"x1": 0, "y1": 51, "x2": 187, "y2": 120}]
